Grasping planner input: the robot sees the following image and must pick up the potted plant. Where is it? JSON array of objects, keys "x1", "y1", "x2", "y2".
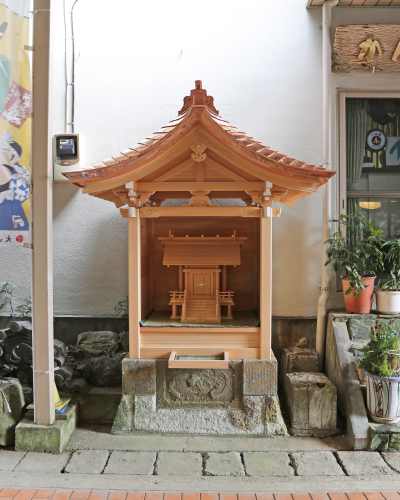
[
  {"x1": 376, "y1": 240, "x2": 400, "y2": 314},
  {"x1": 358, "y1": 322, "x2": 400, "y2": 423},
  {"x1": 325, "y1": 204, "x2": 383, "y2": 314}
]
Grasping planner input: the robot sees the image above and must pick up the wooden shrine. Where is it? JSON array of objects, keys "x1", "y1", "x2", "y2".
[{"x1": 64, "y1": 81, "x2": 335, "y2": 365}]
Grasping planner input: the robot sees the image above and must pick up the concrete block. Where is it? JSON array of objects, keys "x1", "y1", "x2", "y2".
[
  {"x1": 15, "y1": 402, "x2": 77, "y2": 454},
  {"x1": 348, "y1": 318, "x2": 376, "y2": 340},
  {"x1": 243, "y1": 359, "x2": 277, "y2": 396},
  {"x1": 65, "y1": 450, "x2": 109, "y2": 474},
  {"x1": 291, "y1": 452, "x2": 344, "y2": 476},
  {"x1": 122, "y1": 358, "x2": 156, "y2": 395},
  {"x1": 243, "y1": 451, "x2": 293, "y2": 476},
  {"x1": 155, "y1": 452, "x2": 202, "y2": 476},
  {"x1": 382, "y1": 452, "x2": 400, "y2": 473},
  {"x1": 0, "y1": 450, "x2": 26, "y2": 471},
  {"x1": 337, "y1": 451, "x2": 393, "y2": 475},
  {"x1": 204, "y1": 452, "x2": 245, "y2": 476},
  {"x1": 285, "y1": 373, "x2": 337, "y2": 435},
  {"x1": 15, "y1": 451, "x2": 70, "y2": 473},
  {"x1": 0, "y1": 378, "x2": 24, "y2": 446},
  {"x1": 59, "y1": 387, "x2": 121, "y2": 424},
  {"x1": 104, "y1": 451, "x2": 156, "y2": 475},
  {"x1": 280, "y1": 346, "x2": 318, "y2": 385}
]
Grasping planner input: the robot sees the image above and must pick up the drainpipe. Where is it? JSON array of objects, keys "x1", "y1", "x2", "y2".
[{"x1": 316, "y1": 0, "x2": 338, "y2": 372}]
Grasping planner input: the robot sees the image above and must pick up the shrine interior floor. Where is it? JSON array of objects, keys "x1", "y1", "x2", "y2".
[{"x1": 140, "y1": 310, "x2": 260, "y2": 328}]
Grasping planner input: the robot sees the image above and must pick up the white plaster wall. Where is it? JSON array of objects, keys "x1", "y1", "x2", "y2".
[{"x1": 0, "y1": 0, "x2": 399, "y2": 316}]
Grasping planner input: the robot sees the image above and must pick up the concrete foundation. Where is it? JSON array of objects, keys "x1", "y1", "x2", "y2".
[
  {"x1": 112, "y1": 357, "x2": 287, "y2": 436},
  {"x1": 15, "y1": 402, "x2": 77, "y2": 454}
]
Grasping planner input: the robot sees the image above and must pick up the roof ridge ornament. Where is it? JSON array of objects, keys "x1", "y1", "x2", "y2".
[{"x1": 178, "y1": 80, "x2": 219, "y2": 116}]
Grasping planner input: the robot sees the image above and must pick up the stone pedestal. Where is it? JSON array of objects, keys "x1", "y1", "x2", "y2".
[
  {"x1": 285, "y1": 372, "x2": 337, "y2": 437},
  {"x1": 280, "y1": 345, "x2": 318, "y2": 385},
  {"x1": 112, "y1": 357, "x2": 287, "y2": 436},
  {"x1": 0, "y1": 378, "x2": 24, "y2": 446}
]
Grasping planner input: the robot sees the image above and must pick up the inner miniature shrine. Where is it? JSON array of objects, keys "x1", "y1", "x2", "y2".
[{"x1": 65, "y1": 81, "x2": 335, "y2": 435}]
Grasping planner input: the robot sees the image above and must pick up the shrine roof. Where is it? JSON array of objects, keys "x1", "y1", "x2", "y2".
[{"x1": 64, "y1": 81, "x2": 335, "y2": 207}]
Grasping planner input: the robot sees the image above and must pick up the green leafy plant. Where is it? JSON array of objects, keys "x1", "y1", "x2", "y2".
[
  {"x1": 325, "y1": 204, "x2": 384, "y2": 297},
  {"x1": 358, "y1": 322, "x2": 400, "y2": 378},
  {"x1": 15, "y1": 298, "x2": 32, "y2": 317},
  {"x1": 377, "y1": 239, "x2": 400, "y2": 291},
  {"x1": 113, "y1": 296, "x2": 129, "y2": 318}
]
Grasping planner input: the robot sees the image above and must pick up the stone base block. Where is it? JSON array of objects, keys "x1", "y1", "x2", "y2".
[
  {"x1": 280, "y1": 346, "x2": 318, "y2": 385},
  {"x1": 122, "y1": 358, "x2": 156, "y2": 395},
  {"x1": 0, "y1": 378, "x2": 24, "y2": 446},
  {"x1": 59, "y1": 387, "x2": 121, "y2": 424},
  {"x1": 285, "y1": 372, "x2": 337, "y2": 436},
  {"x1": 15, "y1": 402, "x2": 77, "y2": 454}
]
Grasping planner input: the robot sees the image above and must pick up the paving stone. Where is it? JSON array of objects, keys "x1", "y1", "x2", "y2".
[
  {"x1": 337, "y1": 451, "x2": 394, "y2": 475},
  {"x1": 291, "y1": 452, "x2": 344, "y2": 476},
  {"x1": 0, "y1": 450, "x2": 26, "y2": 471},
  {"x1": 155, "y1": 452, "x2": 202, "y2": 476},
  {"x1": 382, "y1": 452, "x2": 400, "y2": 473},
  {"x1": 243, "y1": 451, "x2": 293, "y2": 476},
  {"x1": 103, "y1": 451, "x2": 156, "y2": 475},
  {"x1": 15, "y1": 452, "x2": 70, "y2": 473},
  {"x1": 204, "y1": 452, "x2": 245, "y2": 476},
  {"x1": 65, "y1": 450, "x2": 109, "y2": 474}
]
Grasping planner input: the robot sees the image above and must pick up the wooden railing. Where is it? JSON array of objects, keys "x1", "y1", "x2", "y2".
[
  {"x1": 219, "y1": 291, "x2": 234, "y2": 303},
  {"x1": 169, "y1": 290, "x2": 185, "y2": 302}
]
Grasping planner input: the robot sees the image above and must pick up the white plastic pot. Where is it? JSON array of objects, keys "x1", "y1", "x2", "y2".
[
  {"x1": 375, "y1": 291, "x2": 400, "y2": 314},
  {"x1": 364, "y1": 370, "x2": 400, "y2": 423}
]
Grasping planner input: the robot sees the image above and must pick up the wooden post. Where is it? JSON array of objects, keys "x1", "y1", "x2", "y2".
[
  {"x1": 221, "y1": 265, "x2": 227, "y2": 292},
  {"x1": 128, "y1": 208, "x2": 141, "y2": 358},
  {"x1": 31, "y1": 0, "x2": 55, "y2": 425},
  {"x1": 179, "y1": 265, "x2": 183, "y2": 291},
  {"x1": 260, "y1": 208, "x2": 272, "y2": 360}
]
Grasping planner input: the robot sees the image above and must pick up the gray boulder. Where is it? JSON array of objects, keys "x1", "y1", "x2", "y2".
[
  {"x1": 82, "y1": 354, "x2": 125, "y2": 387},
  {"x1": 77, "y1": 331, "x2": 118, "y2": 353}
]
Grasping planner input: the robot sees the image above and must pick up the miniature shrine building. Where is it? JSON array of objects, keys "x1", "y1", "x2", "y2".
[{"x1": 65, "y1": 81, "x2": 335, "y2": 369}]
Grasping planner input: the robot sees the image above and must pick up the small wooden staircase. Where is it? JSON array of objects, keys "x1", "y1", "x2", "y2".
[{"x1": 184, "y1": 298, "x2": 219, "y2": 323}]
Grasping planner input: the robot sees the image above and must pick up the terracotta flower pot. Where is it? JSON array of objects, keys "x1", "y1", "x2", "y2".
[{"x1": 342, "y1": 276, "x2": 376, "y2": 314}]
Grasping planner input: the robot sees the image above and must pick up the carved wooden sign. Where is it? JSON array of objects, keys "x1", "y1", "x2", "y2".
[{"x1": 333, "y1": 24, "x2": 400, "y2": 73}]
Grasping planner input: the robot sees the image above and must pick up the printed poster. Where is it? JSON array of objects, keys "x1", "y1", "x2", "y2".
[
  {"x1": 0, "y1": 0, "x2": 30, "y2": 247},
  {"x1": 386, "y1": 137, "x2": 400, "y2": 167}
]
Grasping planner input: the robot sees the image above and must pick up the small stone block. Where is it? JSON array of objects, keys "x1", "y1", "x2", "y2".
[
  {"x1": 337, "y1": 451, "x2": 393, "y2": 475},
  {"x1": 243, "y1": 451, "x2": 293, "y2": 476},
  {"x1": 243, "y1": 359, "x2": 277, "y2": 396},
  {"x1": 204, "y1": 452, "x2": 245, "y2": 476},
  {"x1": 65, "y1": 450, "x2": 109, "y2": 474},
  {"x1": 280, "y1": 346, "x2": 318, "y2": 384},
  {"x1": 122, "y1": 359, "x2": 156, "y2": 395},
  {"x1": 15, "y1": 452, "x2": 70, "y2": 473},
  {"x1": 104, "y1": 451, "x2": 156, "y2": 475},
  {"x1": 382, "y1": 452, "x2": 400, "y2": 473},
  {"x1": 291, "y1": 452, "x2": 344, "y2": 476},
  {"x1": 285, "y1": 373, "x2": 337, "y2": 433},
  {"x1": 156, "y1": 452, "x2": 202, "y2": 476}
]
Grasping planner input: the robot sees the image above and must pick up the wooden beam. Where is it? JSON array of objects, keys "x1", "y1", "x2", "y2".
[
  {"x1": 137, "y1": 182, "x2": 265, "y2": 192},
  {"x1": 31, "y1": 0, "x2": 55, "y2": 426},
  {"x1": 260, "y1": 207, "x2": 272, "y2": 360},
  {"x1": 128, "y1": 209, "x2": 141, "y2": 358},
  {"x1": 135, "y1": 206, "x2": 261, "y2": 218},
  {"x1": 153, "y1": 158, "x2": 195, "y2": 181},
  {"x1": 205, "y1": 157, "x2": 248, "y2": 181}
]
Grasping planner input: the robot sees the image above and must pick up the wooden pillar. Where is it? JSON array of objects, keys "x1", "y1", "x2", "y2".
[
  {"x1": 31, "y1": 0, "x2": 55, "y2": 425},
  {"x1": 260, "y1": 208, "x2": 272, "y2": 360},
  {"x1": 221, "y1": 265, "x2": 227, "y2": 292},
  {"x1": 179, "y1": 265, "x2": 183, "y2": 291},
  {"x1": 129, "y1": 208, "x2": 141, "y2": 358}
]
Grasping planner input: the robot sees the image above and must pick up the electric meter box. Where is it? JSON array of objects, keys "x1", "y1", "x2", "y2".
[{"x1": 53, "y1": 134, "x2": 85, "y2": 182}]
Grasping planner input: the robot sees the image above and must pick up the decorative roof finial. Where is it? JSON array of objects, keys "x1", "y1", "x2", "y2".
[{"x1": 178, "y1": 81, "x2": 219, "y2": 116}]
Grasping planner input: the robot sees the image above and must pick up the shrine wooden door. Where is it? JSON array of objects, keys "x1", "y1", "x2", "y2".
[{"x1": 193, "y1": 274, "x2": 211, "y2": 295}]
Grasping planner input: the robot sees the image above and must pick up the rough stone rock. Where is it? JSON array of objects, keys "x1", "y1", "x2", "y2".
[
  {"x1": 382, "y1": 452, "x2": 400, "y2": 473},
  {"x1": 264, "y1": 395, "x2": 288, "y2": 436},
  {"x1": 291, "y1": 451, "x2": 344, "y2": 476},
  {"x1": 348, "y1": 318, "x2": 376, "y2": 340},
  {"x1": 104, "y1": 451, "x2": 156, "y2": 475},
  {"x1": 285, "y1": 372, "x2": 337, "y2": 435},
  {"x1": 337, "y1": 451, "x2": 393, "y2": 475},
  {"x1": 155, "y1": 452, "x2": 202, "y2": 476},
  {"x1": 369, "y1": 432, "x2": 389, "y2": 452},
  {"x1": 77, "y1": 331, "x2": 119, "y2": 353},
  {"x1": 0, "y1": 378, "x2": 24, "y2": 446},
  {"x1": 204, "y1": 452, "x2": 245, "y2": 476},
  {"x1": 243, "y1": 359, "x2": 277, "y2": 396},
  {"x1": 65, "y1": 450, "x2": 109, "y2": 474},
  {"x1": 82, "y1": 354, "x2": 125, "y2": 387},
  {"x1": 390, "y1": 433, "x2": 400, "y2": 450},
  {"x1": 280, "y1": 345, "x2": 318, "y2": 385},
  {"x1": 119, "y1": 331, "x2": 129, "y2": 353},
  {"x1": 243, "y1": 451, "x2": 293, "y2": 476}
]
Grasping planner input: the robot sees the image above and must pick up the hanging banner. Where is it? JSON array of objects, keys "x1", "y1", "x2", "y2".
[{"x1": 0, "y1": 0, "x2": 30, "y2": 247}]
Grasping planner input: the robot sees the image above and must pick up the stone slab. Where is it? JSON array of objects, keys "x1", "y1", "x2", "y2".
[
  {"x1": 65, "y1": 450, "x2": 109, "y2": 474},
  {"x1": 280, "y1": 346, "x2": 318, "y2": 385},
  {"x1": 243, "y1": 359, "x2": 277, "y2": 396},
  {"x1": 122, "y1": 359, "x2": 156, "y2": 395},
  {"x1": 15, "y1": 403, "x2": 77, "y2": 454},
  {"x1": 103, "y1": 451, "x2": 156, "y2": 475},
  {"x1": 348, "y1": 318, "x2": 376, "y2": 340},
  {"x1": 155, "y1": 452, "x2": 202, "y2": 476},
  {"x1": 337, "y1": 451, "x2": 394, "y2": 475},
  {"x1": 0, "y1": 450, "x2": 26, "y2": 471},
  {"x1": 204, "y1": 452, "x2": 245, "y2": 476},
  {"x1": 243, "y1": 451, "x2": 293, "y2": 476},
  {"x1": 291, "y1": 451, "x2": 344, "y2": 476},
  {"x1": 15, "y1": 452, "x2": 70, "y2": 473},
  {"x1": 382, "y1": 451, "x2": 400, "y2": 472}
]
